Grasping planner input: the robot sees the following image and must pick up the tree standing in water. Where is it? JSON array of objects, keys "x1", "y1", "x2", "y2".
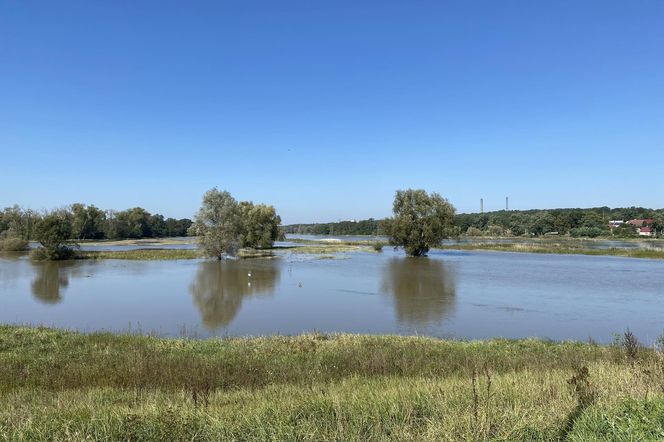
[
  {"x1": 384, "y1": 189, "x2": 455, "y2": 257},
  {"x1": 193, "y1": 188, "x2": 281, "y2": 259}
]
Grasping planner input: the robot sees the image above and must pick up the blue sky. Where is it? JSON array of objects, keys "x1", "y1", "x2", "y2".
[{"x1": 1, "y1": 1, "x2": 663, "y2": 223}]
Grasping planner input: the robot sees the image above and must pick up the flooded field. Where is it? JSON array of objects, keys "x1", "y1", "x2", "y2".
[{"x1": 1, "y1": 246, "x2": 662, "y2": 343}]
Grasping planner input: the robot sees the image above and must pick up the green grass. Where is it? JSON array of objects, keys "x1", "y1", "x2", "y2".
[
  {"x1": 1, "y1": 325, "x2": 663, "y2": 440},
  {"x1": 78, "y1": 238, "x2": 195, "y2": 246},
  {"x1": 77, "y1": 244, "x2": 371, "y2": 261},
  {"x1": 288, "y1": 237, "x2": 383, "y2": 247},
  {"x1": 285, "y1": 243, "x2": 376, "y2": 254},
  {"x1": 79, "y1": 249, "x2": 201, "y2": 260},
  {"x1": 438, "y1": 242, "x2": 664, "y2": 259}
]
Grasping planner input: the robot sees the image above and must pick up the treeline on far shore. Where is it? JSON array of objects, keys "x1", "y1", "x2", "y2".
[
  {"x1": 284, "y1": 206, "x2": 664, "y2": 238},
  {"x1": 283, "y1": 218, "x2": 383, "y2": 236},
  {"x1": 0, "y1": 204, "x2": 192, "y2": 249}
]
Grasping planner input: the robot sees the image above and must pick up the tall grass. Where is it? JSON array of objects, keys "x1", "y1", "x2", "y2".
[{"x1": 1, "y1": 325, "x2": 663, "y2": 440}]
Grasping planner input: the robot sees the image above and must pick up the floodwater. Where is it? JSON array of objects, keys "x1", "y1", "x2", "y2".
[{"x1": 1, "y1": 247, "x2": 663, "y2": 343}]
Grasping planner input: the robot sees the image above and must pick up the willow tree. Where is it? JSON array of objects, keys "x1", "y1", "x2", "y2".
[
  {"x1": 384, "y1": 189, "x2": 455, "y2": 257},
  {"x1": 193, "y1": 188, "x2": 281, "y2": 259}
]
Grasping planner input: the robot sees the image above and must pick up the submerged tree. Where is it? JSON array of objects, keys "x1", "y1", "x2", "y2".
[
  {"x1": 193, "y1": 188, "x2": 281, "y2": 258},
  {"x1": 238, "y1": 202, "x2": 282, "y2": 249},
  {"x1": 384, "y1": 189, "x2": 455, "y2": 257},
  {"x1": 193, "y1": 189, "x2": 241, "y2": 258},
  {"x1": 33, "y1": 214, "x2": 76, "y2": 260}
]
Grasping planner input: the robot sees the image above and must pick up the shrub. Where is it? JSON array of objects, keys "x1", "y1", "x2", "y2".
[
  {"x1": 0, "y1": 237, "x2": 29, "y2": 251},
  {"x1": 33, "y1": 214, "x2": 76, "y2": 260},
  {"x1": 485, "y1": 225, "x2": 504, "y2": 236},
  {"x1": 570, "y1": 227, "x2": 606, "y2": 238},
  {"x1": 30, "y1": 246, "x2": 76, "y2": 261},
  {"x1": 466, "y1": 227, "x2": 483, "y2": 237}
]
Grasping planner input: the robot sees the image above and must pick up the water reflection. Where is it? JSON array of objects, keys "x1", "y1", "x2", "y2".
[
  {"x1": 381, "y1": 258, "x2": 456, "y2": 325},
  {"x1": 189, "y1": 259, "x2": 280, "y2": 329},
  {"x1": 30, "y1": 261, "x2": 80, "y2": 304}
]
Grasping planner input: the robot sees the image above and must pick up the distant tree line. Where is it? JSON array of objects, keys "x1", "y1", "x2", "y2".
[
  {"x1": 0, "y1": 204, "x2": 193, "y2": 242},
  {"x1": 454, "y1": 207, "x2": 664, "y2": 238},
  {"x1": 283, "y1": 219, "x2": 383, "y2": 236},
  {"x1": 282, "y1": 207, "x2": 664, "y2": 239}
]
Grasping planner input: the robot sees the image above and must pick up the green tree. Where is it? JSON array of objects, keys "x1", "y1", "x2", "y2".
[
  {"x1": 1, "y1": 205, "x2": 40, "y2": 240},
  {"x1": 530, "y1": 212, "x2": 556, "y2": 235},
  {"x1": 71, "y1": 204, "x2": 106, "y2": 240},
  {"x1": 34, "y1": 214, "x2": 76, "y2": 260},
  {"x1": 651, "y1": 214, "x2": 664, "y2": 237},
  {"x1": 193, "y1": 188, "x2": 282, "y2": 258},
  {"x1": 114, "y1": 208, "x2": 152, "y2": 238},
  {"x1": 149, "y1": 214, "x2": 166, "y2": 238},
  {"x1": 580, "y1": 212, "x2": 606, "y2": 230},
  {"x1": 238, "y1": 202, "x2": 281, "y2": 249},
  {"x1": 613, "y1": 223, "x2": 637, "y2": 238},
  {"x1": 384, "y1": 189, "x2": 455, "y2": 257},
  {"x1": 193, "y1": 188, "x2": 243, "y2": 258}
]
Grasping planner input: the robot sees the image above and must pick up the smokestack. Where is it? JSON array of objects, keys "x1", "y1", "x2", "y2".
[
  {"x1": 480, "y1": 198, "x2": 484, "y2": 213},
  {"x1": 506, "y1": 196, "x2": 509, "y2": 211}
]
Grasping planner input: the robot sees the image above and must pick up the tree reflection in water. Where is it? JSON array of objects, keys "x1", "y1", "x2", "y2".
[
  {"x1": 381, "y1": 257, "x2": 456, "y2": 325},
  {"x1": 189, "y1": 259, "x2": 280, "y2": 329},
  {"x1": 30, "y1": 261, "x2": 81, "y2": 304}
]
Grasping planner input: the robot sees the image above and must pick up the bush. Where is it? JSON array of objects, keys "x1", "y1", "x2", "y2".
[
  {"x1": 0, "y1": 237, "x2": 29, "y2": 251},
  {"x1": 34, "y1": 215, "x2": 77, "y2": 260},
  {"x1": 30, "y1": 246, "x2": 76, "y2": 261},
  {"x1": 373, "y1": 242, "x2": 384, "y2": 252},
  {"x1": 485, "y1": 225, "x2": 504, "y2": 236},
  {"x1": 466, "y1": 227, "x2": 483, "y2": 237},
  {"x1": 570, "y1": 227, "x2": 607, "y2": 238}
]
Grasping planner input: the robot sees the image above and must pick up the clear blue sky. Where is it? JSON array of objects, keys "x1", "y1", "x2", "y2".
[{"x1": 1, "y1": 1, "x2": 663, "y2": 223}]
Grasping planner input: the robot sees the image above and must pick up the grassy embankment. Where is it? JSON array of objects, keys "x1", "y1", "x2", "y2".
[{"x1": 1, "y1": 325, "x2": 663, "y2": 440}]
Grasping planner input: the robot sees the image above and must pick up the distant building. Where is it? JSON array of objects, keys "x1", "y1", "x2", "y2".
[
  {"x1": 627, "y1": 219, "x2": 653, "y2": 227},
  {"x1": 608, "y1": 220, "x2": 624, "y2": 228},
  {"x1": 638, "y1": 226, "x2": 653, "y2": 237}
]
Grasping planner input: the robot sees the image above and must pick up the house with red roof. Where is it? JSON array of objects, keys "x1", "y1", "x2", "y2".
[{"x1": 627, "y1": 219, "x2": 653, "y2": 227}]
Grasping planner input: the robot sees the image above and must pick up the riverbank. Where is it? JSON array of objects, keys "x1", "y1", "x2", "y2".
[{"x1": 1, "y1": 325, "x2": 663, "y2": 440}]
